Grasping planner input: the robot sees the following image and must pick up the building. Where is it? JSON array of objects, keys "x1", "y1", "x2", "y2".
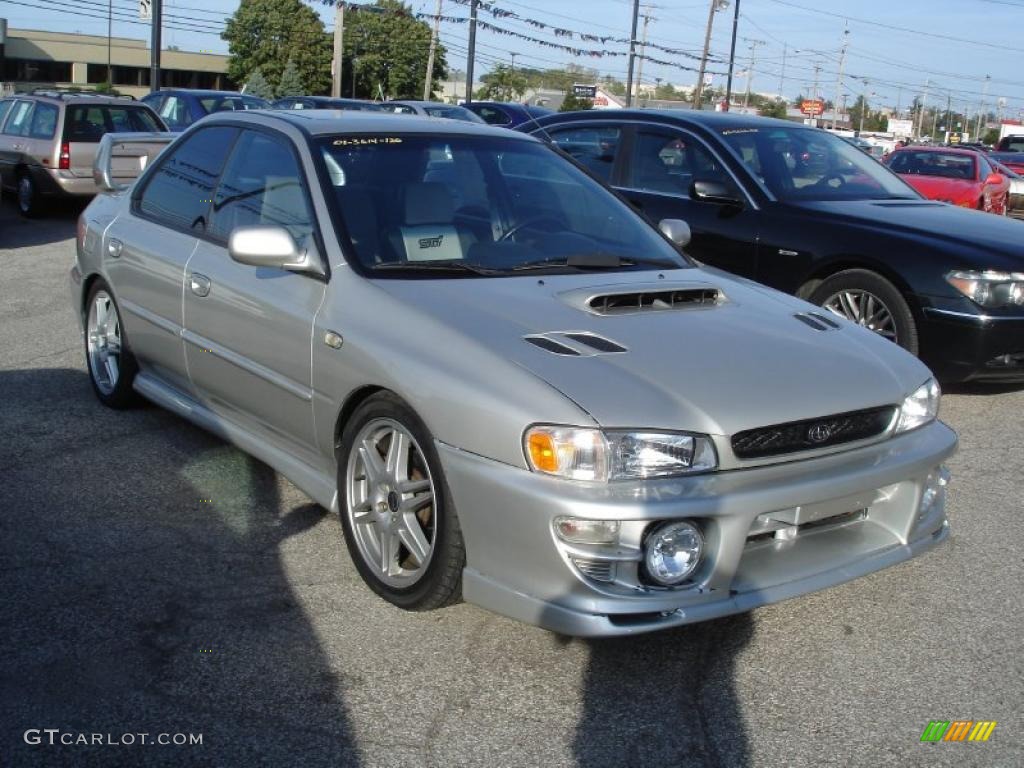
[{"x1": 0, "y1": 20, "x2": 232, "y2": 99}]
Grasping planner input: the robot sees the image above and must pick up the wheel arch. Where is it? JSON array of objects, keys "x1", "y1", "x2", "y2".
[
  {"x1": 795, "y1": 256, "x2": 922, "y2": 319},
  {"x1": 333, "y1": 384, "x2": 389, "y2": 452}
]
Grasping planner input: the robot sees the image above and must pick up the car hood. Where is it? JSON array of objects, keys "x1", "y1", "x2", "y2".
[
  {"x1": 373, "y1": 269, "x2": 930, "y2": 437},
  {"x1": 897, "y1": 175, "x2": 978, "y2": 201},
  {"x1": 788, "y1": 198, "x2": 1024, "y2": 263}
]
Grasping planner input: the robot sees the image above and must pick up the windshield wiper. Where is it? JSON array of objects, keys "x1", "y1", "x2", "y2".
[
  {"x1": 372, "y1": 261, "x2": 500, "y2": 275},
  {"x1": 511, "y1": 253, "x2": 681, "y2": 272}
]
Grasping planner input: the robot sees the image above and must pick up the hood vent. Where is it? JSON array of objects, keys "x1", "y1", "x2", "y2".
[
  {"x1": 525, "y1": 336, "x2": 580, "y2": 356},
  {"x1": 587, "y1": 288, "x2": 722, "y2": 315},
  {"x1": 562, "y1": 333, "x2": 627, "y2": 353},
  {"x1": 525, "y1": 332, "x2": 628, "y2": 356},
  {"x1": 794, "y1": 311, "x2": 841, "y2": 331}
]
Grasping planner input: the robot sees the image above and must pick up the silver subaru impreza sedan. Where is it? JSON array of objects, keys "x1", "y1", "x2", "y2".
[{"x1": 70, "y1": 111, "x2": 957, "y2": 636}]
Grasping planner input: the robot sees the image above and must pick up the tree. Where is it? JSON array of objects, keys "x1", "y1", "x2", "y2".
[
  {"x1": 223, "y1": 0, "x2": 331, "y2": 96},
  {"x1": 759, "y1": 99, "x2": 788, "y2": 119},
  {"x1": 477, "y1": 64, "x2": 528, "y2": 102},
  {"x1": 654, "y1": 82, "x2": 678, "y2": 100},
  {"x1": 277, "y1": 59, "x2": 305, "y2": 97},
  {"x1": 342, "y1": 0, "x2": 447, "y2": 99},
  {"x1": 603, "y1": 78, "x2": 626, "y2": 97},
  {"x1": 559, "y1": 91, "x2": 593, "y2": 112},
  {"x1": 244, "y1": 68, "x2": 275, "y2": 99}
]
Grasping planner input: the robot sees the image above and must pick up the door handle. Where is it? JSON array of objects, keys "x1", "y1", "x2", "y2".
[
  {"x1": 107, "y1": 238, "x2": 123, "y2": 258},
  {"x1": 189, "y1": 273, "x2": 211, "y2": 297}
]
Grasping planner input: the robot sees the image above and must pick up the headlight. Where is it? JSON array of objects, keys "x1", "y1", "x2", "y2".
[
  {"x1": 896, "y1": 378, "x2": 941, "y2": 433},
  {"x1": 946, "y1": 270, "x2": 1024, "y2": 308},
  {"x1": 524, "y1": 426, "x2": 717, "y2": 481}
]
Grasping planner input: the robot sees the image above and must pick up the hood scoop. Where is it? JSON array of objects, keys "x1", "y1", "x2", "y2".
[
  {"x1": 585, "y1": 287, "x2": 723, "y2": 315},
  {"x1": 794, "y1": 311, "x2": 842, "y2": 331},
  {"x1": 525, "y1": 332, "x2": 628, "y2": 356}
]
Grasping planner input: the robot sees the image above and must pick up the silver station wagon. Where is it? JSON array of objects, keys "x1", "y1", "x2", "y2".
[{"x1": 71, "y1": 111, "x2": 957, "y2": 636}]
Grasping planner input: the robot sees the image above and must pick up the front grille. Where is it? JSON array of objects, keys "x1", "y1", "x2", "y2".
[
  {"x1": 572, "y1": 558, "x2": 616, "y2": 582},
  {"x1": 731, "y1": 406, "x2": 896, "y2": 459}
]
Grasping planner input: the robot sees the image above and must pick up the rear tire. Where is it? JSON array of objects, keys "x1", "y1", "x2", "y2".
[
  {"x1": 16, "y1": 172, "x2": 42, "y2": 218},
  {"x1": 84, "y1": 281, "x2": 139, "y2": 409},
  {"x1": 809, "y1": 269, "x2": 919, "y2": 356},
  {"x1": 337, "y1": 392, "x2": 464, "y2": 611}
]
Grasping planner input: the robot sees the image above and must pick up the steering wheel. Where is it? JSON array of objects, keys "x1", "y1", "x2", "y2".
[
  {"x1": 499, "y1": 215, "x2": 564, "y2": 242},
  {"x1": 815, "y1": 173, "x2": 847, "y2": 189}
]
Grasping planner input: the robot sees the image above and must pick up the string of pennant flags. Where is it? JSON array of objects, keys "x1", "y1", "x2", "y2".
[{"x1": 325, "y1": 1, "x2": 727, "y2": 75}]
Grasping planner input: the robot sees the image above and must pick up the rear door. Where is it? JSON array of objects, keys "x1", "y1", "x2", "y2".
[
  {"x1": 21, "y1": 100, "x2": 59, "y2": 172},
  {"x1": 0, "y1": 100, "x2": 34, "y2": 189},
  {"x1": 545, "y1": 123, "x2": 626, "y2": 186},
  {"x1": 182, "y1": 127, "x2": 326, "y2": 457},
  {"x1": 104, "y1": 125, "x2": 239, "y2": 396},
  {"x1": 616, "y1": 125, "x2": 760, "y2": 278}
]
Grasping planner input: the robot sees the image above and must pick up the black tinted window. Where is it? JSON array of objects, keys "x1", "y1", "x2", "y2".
[
  {"x1": 209, "y1": 130, "x2": 313, "y2": 243},
  {"x1": 138, "y1": 126, "x2": 238, "y2": 232},
  {"x1": 629, "y1": 130, "x2": 730, "y2": 196},
  {"x1": 0, "y1": 100, "x2": 15, "y2": 131},
  {"x1": 549, "y1": 126, "x2": 621, "y2": 182},
  {"x1": 65, "y1": 105, "x2": 162, "y2": 142},
  {"x1": 28, "y1": 103, "x2": 58, "y2": 139}
]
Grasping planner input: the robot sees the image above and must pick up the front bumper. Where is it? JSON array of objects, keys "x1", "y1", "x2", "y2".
[
  {"x1": 439, "y1": 420, "x2": 957, "y2": 636},
  {"x1": 920, "y1": 303, "x2": 1024, "y2": 383}
]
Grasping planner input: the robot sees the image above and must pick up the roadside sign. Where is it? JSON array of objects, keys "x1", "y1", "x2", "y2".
[
  {"x1": 800, "y1": 99, "x2": 825, "y2": 117},
  {"x1": 139, "y1": 0, "x2": 152, "y2": 20},
  {"x1": 573, "y1": 84, "x2": 597, "y2": 98}
]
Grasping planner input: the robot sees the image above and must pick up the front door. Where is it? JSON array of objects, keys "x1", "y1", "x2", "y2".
[
  {"x1": 182, "y1": 128, "x2": 326, "y2": 458},
  {"x1": 617, "y1": 126, "x2": 760, "y2": 279}
]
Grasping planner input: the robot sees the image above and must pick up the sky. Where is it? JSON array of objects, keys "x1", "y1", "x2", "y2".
[{"x1": 3, "y1": 0, "x2": 1023, "y2": 118}]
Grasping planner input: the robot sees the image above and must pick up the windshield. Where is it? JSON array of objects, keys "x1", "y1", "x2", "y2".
[
  {"x1": 719, "y1": 126, "x2": 918, "y2": 201},
  {"x1": 318, "y1": 134, "x2": 689, "y2": 276},
  {"x1": 885, "y1": 150, "x2": 977, "y2": 180}
]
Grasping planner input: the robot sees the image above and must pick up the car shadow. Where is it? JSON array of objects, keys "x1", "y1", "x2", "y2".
[
  {"x1": 0, "y1": 367, "x2": 362, "y2": 765},
  {"x1": 572, "y1": 613, "x2": 754, "y2": 768},
  {"x1": 943, "y1": 380, "x2": 1024, "y2": 396},
  {"x1": 0, "y1": 195, "x2": 83, "y2": 249}
]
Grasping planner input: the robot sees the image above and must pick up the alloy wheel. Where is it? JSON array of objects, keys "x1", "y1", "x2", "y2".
[
  {"x1": 822, "y1": 289, "x2": 899, "y2": 343},
  {"x1": 345, "y1": 418, "x2": 437, "y2": 589},
  {"x1": 86, "y1": 290, "x2": 122, "y2": 395}
]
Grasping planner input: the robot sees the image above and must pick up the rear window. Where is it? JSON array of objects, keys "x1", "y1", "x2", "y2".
[
  {"x1": 64, "y1": 105, "x2": 163, "y2": 142},
  {"x1": 198, "y1": 95, "x2": 267, "y2": 114}
]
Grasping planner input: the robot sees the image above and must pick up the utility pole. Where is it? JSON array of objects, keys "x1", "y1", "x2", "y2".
[
  {"x1": 944, "y1": 91, "x2": 952, "y2": 140},
  {"x1": 465, "y1": 0, "x2": 478, "y2": 103},
  {"x1": 974, "y1": 74, "x2": 990, "y2": 140},
  {"x1": 778, "y1": 42, "x2": 786, "y2": 100},
  {"x1": 812, "y1": 61, "x2": 821, "y2": 101},
  {"x1": 724, "y1": 0, "x2": 740, "y2": 110},
  {"x1": 693, "y1": 0, "x2": 726, "y2": 108},
  {"x1": 741, "y1": 38, "x2": 764, "y2": 108},
  {"x1": 107, "y1": 0, "x2": 112, "y2": 85},
  {"x1": 832, "y1": 25, "x2": 849, "y2": 130},
  {"x1": 331, "y1": 1, "x2": 345, "y2": 98},
  {"x1": 914, "y1": 78, "x2": 929, "y2": 139},
  {"x1": 634, "y1": 7, "x2": 654, "y2": 106},
  {"x1": 858, "y1": 79, "x2": 869, "y2": 133},
  {"x1": 625, "y1": 0, "x2": 640, "y2": 107},
  {"x1": 422, "y1": 0, "x2": 442, "y2": 100},
  {"x1": 895, "y1": 86, "x2": 902, "y2": 118},
  {"x1": 149, "y1": 0, "x2": 162, "y2": 92}
]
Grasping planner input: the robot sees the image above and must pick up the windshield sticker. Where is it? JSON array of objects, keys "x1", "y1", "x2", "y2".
[
  {"x1": 332, "y1": 137, "x2": 403, "y2": 147},
  {"x1": 721, "y1": 128, "x2": 759, "y2": 135}
]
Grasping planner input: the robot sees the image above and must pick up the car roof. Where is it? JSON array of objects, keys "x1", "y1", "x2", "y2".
[
  {"x1": 7, "y1": 92, "x2": 141, "y2": 105},
  {"x1": 892, "y1": 145, "x2": 978, "y2": 156},
  {"x1": 389, "y1": 100, "x2": 467, "y2": 108},
  {"x1": 203, "y1": 109, "x2": 541, "y2": 139},
  {"x1": 154, "y1": 89, "x2": 263, "y2": 97},
  {"x1": 539, "y1": 108, "x2": 798, "y2": 131}
]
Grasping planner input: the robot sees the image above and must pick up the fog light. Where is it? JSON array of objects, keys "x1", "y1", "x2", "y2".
[
  {"x1": 643, "y1": 521, "x2": 704, "y2": 586},
  {"x1": 918, "y1": 466, "x2": 950, "y2": 521},
  {"x1": 554, "y1": 517, "x2": 621, "y2": 545}
]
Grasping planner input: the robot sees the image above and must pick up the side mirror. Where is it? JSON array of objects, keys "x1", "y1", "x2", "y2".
[
  {"x1": 691, "y1": 179, "x2": 742, "y2": 205},
  {"x1": 985, "y1": 172, "x2": 1005, "y2": 186},
  {"x1": 228, "y1": 226, "x2": 325, "y2": 277},
  {"x1": 659, "y1": 218, "x2": 691, "y2": 248}
]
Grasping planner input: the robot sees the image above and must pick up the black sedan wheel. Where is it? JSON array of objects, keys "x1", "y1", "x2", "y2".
[{"x1": 810, "y1": 269, "x2": 919, "y2": 355}]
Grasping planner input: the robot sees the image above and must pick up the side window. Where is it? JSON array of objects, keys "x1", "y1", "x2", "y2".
[
  {"x1": 0, "y1": 100, "x2": 14, "y2": 131},
  {"x1": 159, "y1": 96, "x2": 191, "y2": 127},
  {"x1": 128, "y1": 107, "x2": 162, "y2": 132},
  {"x1": 3, "y1": 101, "x2": 34, "y2": 136},
  {"x1": 137, "y1": 126, "x2": 239, "y2": 232},
  {"x1": 549, "y1": 126, "x2": 621, "y2": 182},
  {"x1": 978, "y1": 155, "x2": 993, "y2": 180},
  {"x1": 628, "y1": 130, "x2": 730, "y2": 196},
  {"x1": 209, "y1": 130, "x2": 314, "y2": 244},
  {"x1": 28, "y1": 103, "x2": 58, "y2": 139},
  {"x1": 477, "y1": 106, "x2": 511, "y2": 125}
]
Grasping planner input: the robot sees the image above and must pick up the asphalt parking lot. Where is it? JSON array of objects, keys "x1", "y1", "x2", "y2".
[{"x1": 1, "y1": 196, "x2": 1021, "y2": 768}]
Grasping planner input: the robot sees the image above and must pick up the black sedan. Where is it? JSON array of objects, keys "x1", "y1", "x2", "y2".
[
  {"x1": 463, "y1": 101, "x2": 554, "y2": 128},
  {"x1": 525, "y1": 110, "x2": 1024, "y2": 384}
]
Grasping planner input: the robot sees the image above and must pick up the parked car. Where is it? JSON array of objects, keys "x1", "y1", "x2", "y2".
[
  {"x1": 383, "y1": 100, "x2": 485, "y2": 123},
  {"x1": 991, "y1": 159, "x2": 1024, "y2": 219},
  {"x1": 525, "y1": 110, "x2": 1024, "y2": 383},
  {"x1": 140, "y1": 89, "x2": 269, "y2": 131},
  {"x1": 883, "y1": 146, "x2": 1010, "y2": 215},
  {"x1": 462, "y1": 100, "x2": 554, "y2": 128},
  {"x1": 272, "y1": 96, "x2": 384, "y2": 112},
  {"x1": 996, "y1": 135, "x2": 1024, "y2": 153},
  {"x1": 989, "y1": 150, "x2": 1024, "y2": 175},
  {"x1": 73, "y1": 111, "x2": 957, "y2": 636},
  {"x1": 0, "y1": 91, "x2": 167, "y2": 216}
]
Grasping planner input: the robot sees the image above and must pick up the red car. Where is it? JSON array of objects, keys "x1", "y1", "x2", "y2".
[{"x1": 884, "y1": 146, "x2": 1010, "y2": 215}]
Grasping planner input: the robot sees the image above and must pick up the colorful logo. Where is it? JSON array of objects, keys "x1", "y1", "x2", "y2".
[{"x1": 920, "y1": 721, "x2": 997, "y2": 742}]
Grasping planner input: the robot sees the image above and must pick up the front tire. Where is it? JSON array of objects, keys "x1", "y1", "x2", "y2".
[
  {"x1": 810, "y1": 269, "x2": 919, "y2": 356},
  {"x1": 84, "y1": 282, "x2": 139, "y2": 408},
  {"x1": 337, "y1": 392, "x2": 464, "y2": 610}
]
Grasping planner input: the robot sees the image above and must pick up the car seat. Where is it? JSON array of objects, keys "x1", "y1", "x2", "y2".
[{"x1": 390, "y1": 182, "x2": 475, "y2": 261}]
